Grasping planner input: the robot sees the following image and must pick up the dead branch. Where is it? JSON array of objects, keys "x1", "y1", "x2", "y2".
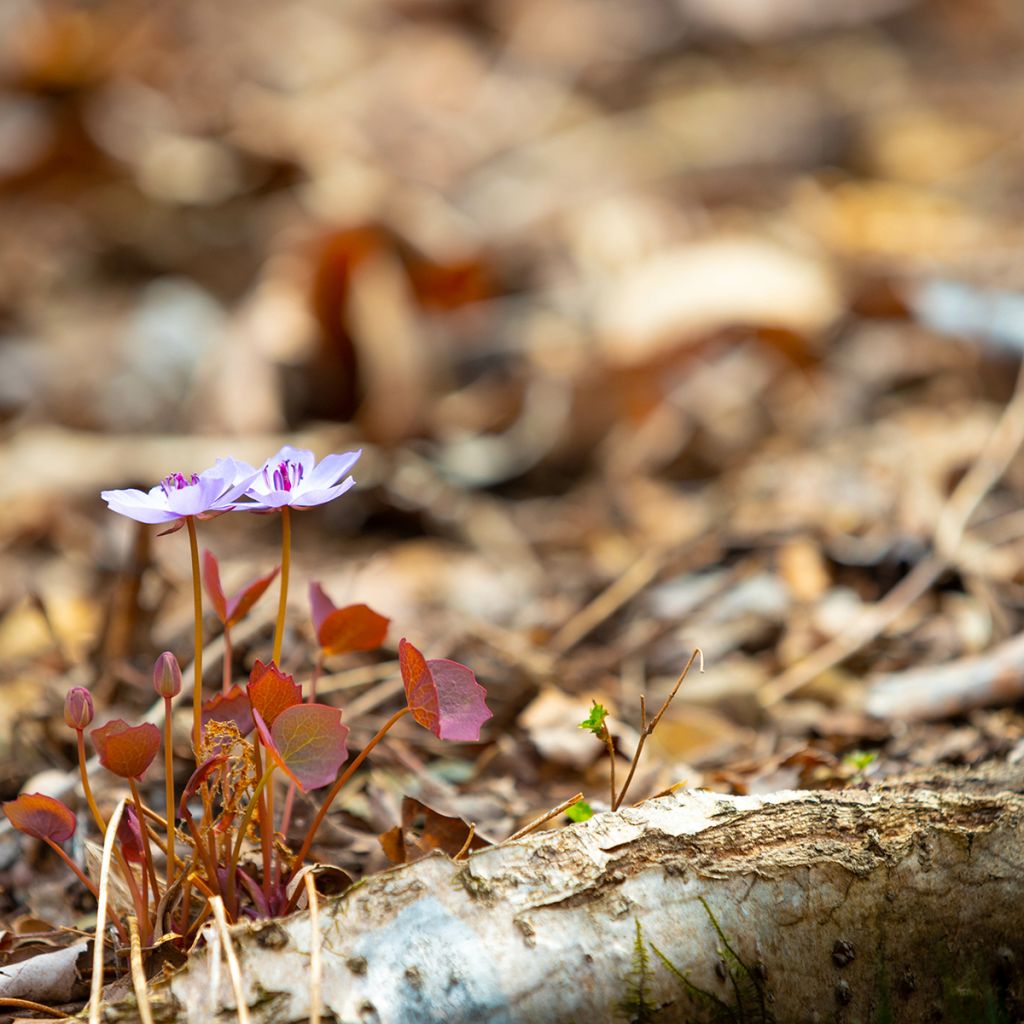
[{"x1": 108, "y1": 766, "x2": 1024, "y2": 1024}]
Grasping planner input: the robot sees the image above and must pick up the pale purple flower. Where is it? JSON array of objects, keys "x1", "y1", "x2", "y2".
[
  {"x1": 100, "y1": 458, "x2": 259, "y2": 525},
  {"x1": 242, "y1": 446, "x2": 361, "y2": 511}
]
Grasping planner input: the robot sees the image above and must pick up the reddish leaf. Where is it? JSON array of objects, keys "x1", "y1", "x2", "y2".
[
  {"x1": 225, "y1": 567, "x2": 280, "y2": 628},
  {"x1": 202, "y1": 685, "x2": 255, "y2": 737},
  {"x1": 3, "y1": 794, "x2": 76, "y2": 843},
  {"x1": 202, "y1": 549, "x2": 228, "y2": 622},
  {"x1": 253, "y1": 704, "x2": 349, "y2": 793},
  {"x1": 204, "y1": 551, "x2": 279, "y2": 628},
  {"x1": 246, "y1": 660, "x2": 301, "y2": 727},
  {"x1": 309, "y1": 581, "x2": 336, "y2": 636},
  {"x1": 319, "y1": 604, "x2": 389, "y2": 657},
  {"x1": 91, "y1": 719, "x2": 161, "y2": 780},
  {"x1": 117, "y1": 803, "x2": 146, "y2": 864},
  {"x1": 399, "y1": 639, "x2": 492, "y2": 741}
]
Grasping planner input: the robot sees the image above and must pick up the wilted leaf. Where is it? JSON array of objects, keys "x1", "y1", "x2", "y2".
[
  {"x1": 179, "y1": 753, "x2": 228, "y2": 819},
  {"x1": 399, "y1": 639, "x2": 492, "y2": 741},
  {"x1": 3, "y1": 794, "x2": 76, "y2": 843},
  {"x1": 380, "y1": 796, "x2": 492, "y2": 864},
  {"x1": 91, "y1": 719, "x2": 161, "y2": 780},
  {"x1": 246, "y1": 660, "x2": 301, "y2": 726},
  {"x1": 202, "y1": 685, "x2": 254, "y2": 737},
  {"x1": 378, "y1": 825, "x2": 406, "y2": 864},
  {"x1": 253, "y1": 704, "x2": 349, "y2": 792}
]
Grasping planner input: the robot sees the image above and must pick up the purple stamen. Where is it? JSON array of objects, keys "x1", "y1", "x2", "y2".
[
  {"x1": 267, "y1": 460, "x2": 303, "y2": 492},
  {"x1": 160, "y1": 472, "x2": 199, "y2": 496}
]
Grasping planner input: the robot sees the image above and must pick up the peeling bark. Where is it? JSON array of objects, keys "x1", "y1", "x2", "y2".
[{"x1": 109, "y1": 768, "x2": 1024, "y2": 1024}]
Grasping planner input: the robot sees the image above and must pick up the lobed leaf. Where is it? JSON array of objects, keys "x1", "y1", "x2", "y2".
[
  {"x1": 3, "y1": 793, "x2": 76, "y2": 843},
  {"x1": 91, "y1": 719, "x2": 161, "y2": 780},
  {"x1": 399, "y1": 639, "x2": 492, "y2": 741},
  {"x1": 253, "y1": 704, "x2": 349, "y2": 793},
  {"x1": 246, "y1": 660, "x2": 301, "y2": 727}
]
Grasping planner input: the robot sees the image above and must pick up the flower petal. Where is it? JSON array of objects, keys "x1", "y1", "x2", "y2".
[
  {"x1": 290, "y1": 478, "x2": 356, "y2": 509},
  {"x1": 304, "y1": 450, "x2": 361, "y2": 489}
]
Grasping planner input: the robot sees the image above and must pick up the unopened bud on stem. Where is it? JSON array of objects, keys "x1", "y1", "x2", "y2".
[
  {"x1": 64, "y1": 687, "x2": 94, "y2": 731},
  {"x1": 153, "y1": 651, "x2": 182, "y2": 699}
]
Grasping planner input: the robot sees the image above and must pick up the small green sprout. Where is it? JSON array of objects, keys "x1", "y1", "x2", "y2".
[
  {"x1": 565, "y1": 800, "x2": 593, "y2": 823},
  {"x1": 579, "y1": 701, "x2": 609, "y2": 735}
]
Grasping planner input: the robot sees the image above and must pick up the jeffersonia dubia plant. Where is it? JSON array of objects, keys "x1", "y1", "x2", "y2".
[{"x1": 3, "y1": 446, "x2": 493, "y2": 951}]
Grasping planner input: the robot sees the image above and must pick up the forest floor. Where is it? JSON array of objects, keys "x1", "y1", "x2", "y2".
[{"x1": 2, "y1": 0, "x2": 1024, "y2": 1017}]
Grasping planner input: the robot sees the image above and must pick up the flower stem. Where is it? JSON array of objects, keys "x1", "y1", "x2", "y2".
[
  {"x1": 162, "y1": 696, "x2": 177, "y2": 888},
  {"x1": 186, "y1": 516, "x2": 204, "y2": 756},
  {"x1": 229, "y1": 764, "x2": 275, "y2": 873},
  {"x1": 222, "y1": 625, "x2": 233, "y2": 694},
  {"x1": 76, "y1": 730, "x2": 106, "y2": 835},
  {"x1": 128, "y1": 779, "x2": 160, "y2": 912},
  {"x1": 290, "y1": 706, "x2": 410, "y2": 874},
  {"x1": 272, "y1": 507, "x2": 291, "y2": 666}
]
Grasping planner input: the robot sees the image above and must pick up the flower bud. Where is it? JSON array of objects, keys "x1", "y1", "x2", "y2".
[
  {"x1": 64, "y1": 687, "x2": 94, "y2": 731},
  {"x1": 153, "y1": 651, "x2": 182, "y2": 699}
]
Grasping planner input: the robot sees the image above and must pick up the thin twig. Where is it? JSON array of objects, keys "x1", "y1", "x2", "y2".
[
  {"x1": 127, "y1": 917, "x2": 155, "y2": 1024},
  {"x1": 613, "y1": 648, "x2": 703, "y2": 811},
  {"x1": 90, "y1": 799, "x2": 126, "y2": 1024},
  {"x1": 507, "y1": 793, "x2": 585, "y2": 842},
  {"x1": 304, "y1": 874, "x2": 322, "y2": 1024},
  {"x1": 0, "y1": 998, "x2": 68, "y2": 1018},
  {"x1": 602, "y1": 730, "x2": 616, "y2": 809},
  {"x1": 454, "y1": 824, "x2": 477, "y2": 860},
  {"x1": 210, "y1": 896, "x2": 251, "y2": 1024},
  {"x1": 550, "y1": 550, "x2": 664, "y2": 654}
]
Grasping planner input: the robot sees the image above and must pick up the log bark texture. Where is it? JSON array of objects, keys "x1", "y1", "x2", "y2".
[{"x1": 111, "y1": 768, "x2": 1024, "y2": 1024}]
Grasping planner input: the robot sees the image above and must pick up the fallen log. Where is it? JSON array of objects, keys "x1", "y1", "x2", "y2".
[{"x1": 109, "y1": 767, "x2": 1024, "y2": 1023}]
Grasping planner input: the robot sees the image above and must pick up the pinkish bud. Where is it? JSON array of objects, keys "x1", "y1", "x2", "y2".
[
  {"x1": 153, "y1": 651, "x2": 182, "y2": 699},
  {"x1": 64, "y1": 687, "x2": 94, "y2": 731}
]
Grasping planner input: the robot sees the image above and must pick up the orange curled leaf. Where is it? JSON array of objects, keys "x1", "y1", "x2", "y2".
[
  {"x1": 253, "y1": 704, "x2": 349, "y2": 793},
  {"x1": 3, "y1": 793, "x2": 76, "y2": 843},
  {"x1": 309, "y1": 583, "x2": 389, "y2": 656},
  {"x1": 247, "y1": 660, "x2": 301, "y2": 727},
  {"x1": 91, "y1": 719, "x2": 161, "y2": 780},
  {"x1": 319, "y1": 605, "x2": 389, "y2": 657}
]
